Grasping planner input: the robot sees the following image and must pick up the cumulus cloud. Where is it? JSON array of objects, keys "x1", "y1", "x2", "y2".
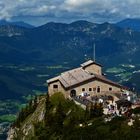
[
  {"x1": 64, "y1": 0, "x2": 93, "y2": 8},
  {"x1": 0, "y1": 0, "x2": 140, "y2": 25},
  {"x1": 61, "y1": 0, "x2": 140, "y2": 23},
  {"x1": 0, "y1": 0, "x2": 56, "y2": 19}
]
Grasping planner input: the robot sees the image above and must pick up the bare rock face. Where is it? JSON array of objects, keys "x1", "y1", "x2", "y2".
[
  {"x1": 7, "y1": 127, "x2": 18, "y2": 140},
  {"x1": 7, "y1": 96, "x2": 46, "y2": 140}
]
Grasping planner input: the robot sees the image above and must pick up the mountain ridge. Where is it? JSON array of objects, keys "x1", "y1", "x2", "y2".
[
  {"x1": 0, "y1": 20, "x2": 140, "y2": 100},
  {"x1": 0, "y1": 20, "x2": 34, "y2": 28},
  {"x1": 116, "y1": 18, "x2": 140, "y2": 31}
]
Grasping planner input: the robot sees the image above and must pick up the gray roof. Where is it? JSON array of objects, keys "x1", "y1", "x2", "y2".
[
  {"x1": 81, "y1": 60, "x2": 94, "y2": 67},
  {"x1": 81, "y1": 60, "x2": 102, "y2": 67},
  {"x1": 47, "y1": 60, "x2": 123, "y2": 89},
  {"x1": 47, "y1": 76, "x2": 59, "y2": 83},
  {"x1": 59, "y1": 67, "x2": 95, "y2": 88},
  {"x1": 94, "y1": 74, "x2": 123, "y2": 88}
]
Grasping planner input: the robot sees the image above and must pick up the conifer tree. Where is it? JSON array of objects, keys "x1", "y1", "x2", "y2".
[
  {"x1": 54, "y1": 102, "x2": 66, "y2": 134},
  {"x1": 84, "y1": 104, "x2": 90, "y2": 121},
  {"x1": 45, "y1": 93, "x2": 52, "y2": 126},
  {"x1": 33, "y1": 96, "x2": 38, "y2": 110}
]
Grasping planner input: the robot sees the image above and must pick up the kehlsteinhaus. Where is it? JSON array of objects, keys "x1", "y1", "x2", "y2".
[{"x1": 47, "y1": 60, "x2": 126, "y2": 98}]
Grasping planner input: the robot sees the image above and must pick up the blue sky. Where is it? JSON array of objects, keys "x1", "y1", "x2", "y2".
[{"x1": 1, "y1": 0, "x2": 140, "y2": 26}]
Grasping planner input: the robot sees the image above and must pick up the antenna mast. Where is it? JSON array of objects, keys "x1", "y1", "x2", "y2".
[{"x1": 93, "y1": 43, "x2": 96, "y2": 62}]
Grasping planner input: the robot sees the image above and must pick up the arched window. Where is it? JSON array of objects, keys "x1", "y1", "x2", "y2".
[{"x1": 70, "y1": 89, "x2": 76, "y2": 97}]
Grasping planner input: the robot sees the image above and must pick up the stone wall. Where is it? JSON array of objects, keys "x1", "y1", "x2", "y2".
[
  {"x1": 48, "y1": 81, "x2": 67, "y2": 97},
  {"x1": 84, "y1": 64, "x2": 102, "y2": 75},
  {"x1": 48, "y1": 79, "x2": 121, "y2": 97},
  {"x1": 67, "y1": 79, "x2": 121, "y2": 96}
]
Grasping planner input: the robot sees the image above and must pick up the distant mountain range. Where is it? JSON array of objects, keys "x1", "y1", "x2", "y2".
[
  {"x1": 0, "y1": 20, "x2": 34, "y2": 28},
  {"x1": 1, "y1": 19, "x2": 140, "y2": 139},
  {"x1": 0, "y1": 20, "x2": 140, "y2": 65},
  {"x1": 116, "y1": 18, "x2": 140, "y2": 31},
  {"x1": 0, "y1": 19, "x2": 140, "y2": 99}
]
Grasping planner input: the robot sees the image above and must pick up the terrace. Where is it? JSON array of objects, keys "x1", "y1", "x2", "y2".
[{"x1": 72, "y1": 90, "x2": 139, "y2": 117}]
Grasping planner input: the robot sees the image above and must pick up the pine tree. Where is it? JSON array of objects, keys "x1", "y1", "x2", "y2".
[
  {"x1": 84, "y1": 103, "x2": 90, "y2": 121},
  {"x1": 54, "y1": 102, "x2": 66, "y2": 134},
  {"x1": 45, "y1": 93, "x2": 52, "y2": 126},
  {"x1": 33, "y1": 96, "x2": 38, "y2": 111}
]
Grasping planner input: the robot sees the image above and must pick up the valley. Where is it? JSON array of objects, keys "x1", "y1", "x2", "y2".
[
  {"x1": 0, "y1": 19, "x2": 140, "y2": 139},
  {"x1": 0, "y1": 63, "x2": 140, "y2": 138},
  {"x1": 0, "y1": 62, "x2": 71, "y2": 138},
  {"x1": 0, "y1": 61, "x2": 140, "y2": 138}
]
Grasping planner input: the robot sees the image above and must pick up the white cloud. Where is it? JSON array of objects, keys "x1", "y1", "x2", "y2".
[
  {"x1": 64, "y1": 0, "x2": 93, "y2": 7},
  {"x1": 62, "y1": 0, "x2": 140, "y2": 22},
  {"x1": 0, "y1": 0, "x2": 140, "y2": 25}
]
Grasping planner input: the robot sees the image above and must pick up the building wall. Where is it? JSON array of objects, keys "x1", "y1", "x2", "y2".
[
  {"x1": 67, "y1": 80, "x2": 121, "y2": 96},
  {"x1": 48, "y1": 79, "x2": 121, "y2": 98},
  {"x1": 84, "y1": 64, "x2": 102, "y2": 75},
  {"x1": 48, "y1": 81, "x2": 67, "y2": 97}
]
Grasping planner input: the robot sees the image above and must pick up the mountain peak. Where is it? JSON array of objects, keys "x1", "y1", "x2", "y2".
[
  {"x1": 37, "y1": 22, "x2": 68, "y2": 30},
  {"x1": 70, "y1": 20, "x2": 96, "y2": 27}
]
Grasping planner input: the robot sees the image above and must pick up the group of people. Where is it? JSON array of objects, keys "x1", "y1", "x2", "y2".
[{"x1": 74, "y1": 92, "x2": 133, "y2": 119}]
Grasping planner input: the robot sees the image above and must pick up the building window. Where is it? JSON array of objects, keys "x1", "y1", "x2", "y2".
[
  {"x1": 93, "y1": 88, "x2": 96, "y2": 91},
  {"x1": 70, "y1": 89, "x2": 76, "y2": 97},
  {"x1": 53, "y1": 84, "x2": 58, "y2": 89},
  {"x1": 82, "y1": 88, "x2": 85, "y2": 91},
  {"x1": 97, "y1": 86, "x2": 100, "y2": 93},
  {"x1": 89, "y1": 88, "x2": 92, "y2": 91},
  {"x1": 109, "y1": 87, "x2": 112, "y2": 91}
]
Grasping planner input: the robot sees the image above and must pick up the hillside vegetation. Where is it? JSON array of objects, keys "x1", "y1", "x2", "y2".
[{"x1": 8, "y1": 92, "x2": 140, "y2": 140}]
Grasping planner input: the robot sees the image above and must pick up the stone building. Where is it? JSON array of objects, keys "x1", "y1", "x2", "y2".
[{"x1": 47, "y1": 60, "x2": 125, "y2": 98}]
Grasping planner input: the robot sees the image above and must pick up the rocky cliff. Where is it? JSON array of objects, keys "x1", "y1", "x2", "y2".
[
  {"x1": 7, "y1": 93, "x2": 85, "y2": 140},
  {"x1": 7, "y1": 96, "x2": 46, "y2": 140}
]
